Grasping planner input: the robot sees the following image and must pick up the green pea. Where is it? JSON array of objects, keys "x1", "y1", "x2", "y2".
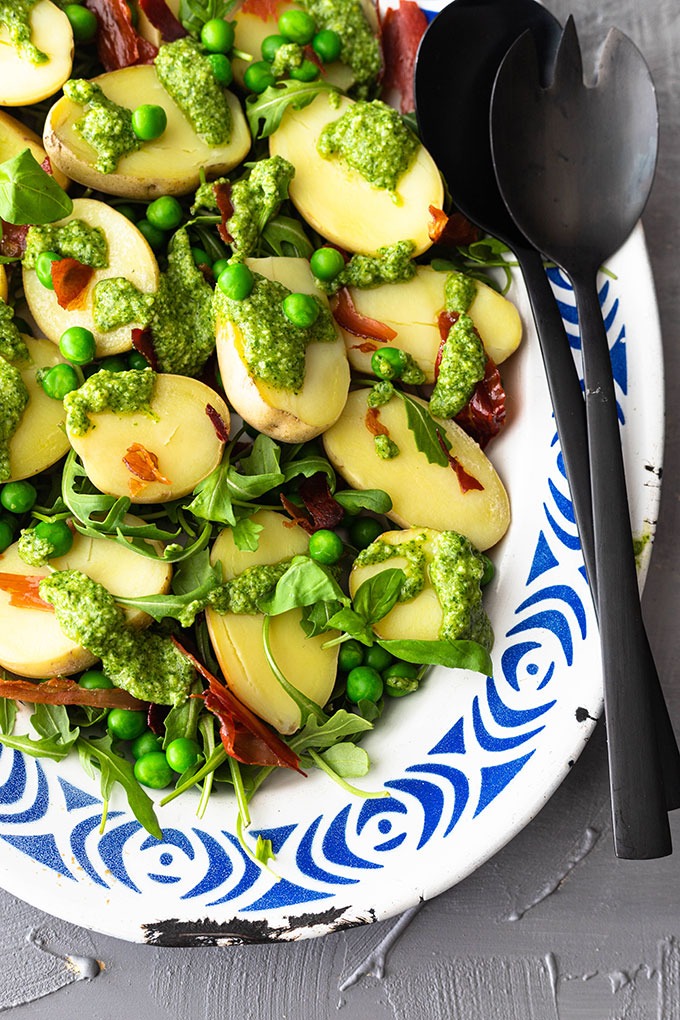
[
  {"x1": 312, "y1": 29, "x2": 342, "y2": 63},
  {"x1": 371, "y1": 346, "x2": 408, "y2": 381},
  {"x1": 64, "y1": 3, "x2": 98, "y2": 42},
  {"x1": 310, "y1": 245, "x2": 345, "y2": 282},
  {"x1": 59, "y1": 325, "x2": 96, "y2": 365},
  {"x1": 349, "y1": 516, "x2": 384, "y2": 550},
  {"x1": 115, "y1": 203, "x2": 137, "y2": 222},
  {"x1": 244, "y1": 60, "x2": 276, "y2": 94},
  {"x1": 146, "y1": 195, "x2": 183, "y2": 231},
  {"x1": 191, "y1": 247, "x2": 211, "y2": 268},
  {"x1": 290, "y1": 59, "x2": 320, "y2": 82},
  {"x1": 41, "y1": 363, "x2": 80, "y2": 400},
  {"x1": 131, "y1": 730, "x2": 163, "y2": 759},
  {"x1": 207, "y1": 52, "x2": 233, "y2": 86},
  {"x1": 128, "y1": 351, "x2": 150, "y2": 370},
  {"x1": 1, "y1": 480, "x2": 37, "y2": 514},
  {"x1": 308, "y1": 528, "x2": 343, "y2": 565},
  {"x1": 79, "y1": 669, "x2": 114, "y2": 690},
  {"x1": 338, "y1": 639, "x2": 363, "y2": 672},
  {"x1": 137, "y1": 218, "x2": 166, "y2": 251},
  {"x1": 165, "y1": 737, "x2": 202, "y2": 773},
  {"x1": 212, "y1": 257, "x2": 230, "y2": 278},
  {"x1": 107, "y1": 708, "x2": 148, "y2": 741},
  {"x1": 363, "y1": 645, "x2": 393, "y2": 672},
  {"x1": 217, "y1": 262, "x2": 254, "y2": 300},
  {"x1": 346, "y1": 665, "x2": 383, "y2": 704},
  {"x1": 200, "y1": 17, "x2": 235, "y2": 53},
  {"x1": 34, "y1": 519, "x2": 73, "y2": 559},
  {"x1": 282, "y1": 292, "x2": 319, "y2": 328},
  {"x1": 134, "y1": 750, "x2": 173, "y2": 789},
  {"x1": 0, "y1": 519, "x2": 13, "y2": 554},
  {"x1": 35, "y1": 251, "x2": 61, "y2": 289},
  {"x1": 278, "y1": 9, "x2": 316, "y2": 44},
  {"x1": 261, "y1": 33, "x2": 287, "y2": 62},
  {"x1": 131, "y1": 104, "x2": 167, "y2": 141}
]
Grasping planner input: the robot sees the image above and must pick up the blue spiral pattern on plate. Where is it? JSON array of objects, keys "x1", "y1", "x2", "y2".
[{"x1": 0, "y1": 270, "x2": 613, "y2": 918}]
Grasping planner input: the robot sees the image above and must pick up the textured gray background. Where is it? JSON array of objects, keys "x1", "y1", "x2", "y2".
[{"x1": 3, "y1": 0, "x2": 680, "y2": 1016}]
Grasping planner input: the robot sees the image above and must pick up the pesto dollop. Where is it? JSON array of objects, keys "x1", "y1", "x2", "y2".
[
  {"x1": 215, "y1": 273, "x2": 337, "y2": 392},
  {"x1": 317, "y1": 100, "x2": 419, "y2": 194},
  {"x1": 367, "y1": 380, "x2": 394, "y2": 408},
  {"x1": 39, "y1": 570, "x2": 195, "y2": 706},
  {"x1": 375, "y1": 434, "x2": 399, "y2": 459},
  {"x1": 17, "y1": 528, "x2": 53, "y2": 567},
  {"x1": 23, "y1": 219, "x2": 109, "y2": 270},
  {"x1": 228, "y1": 156, "x2": 295, "y2": 261},
  {"x1": 0, "y1": 0, "x2": 47, "y2": 65},
  {"x1": 63, "y1": 368, "x2": 156, "y2": 437},
  {"x1": 65, "y1": 79, "x2": 141, "y2": 175},
  {"x1": 355, "y1": 535, "x2": 428, "y2": 602},
  {"x1": 0, "y1": 358, "x2": 29, "y2": 482},
  {"x1": 318, "y1": 240, "x2": 416, "y2": 295},
  {"x1": 0, "y1": 299, "x2": 29, "y2": 363},
  {"x1": 93, "y1": 277, "x2": 154, "y2": 332},
  {"x1": 208, "y1": 560, "x2": 293, "y2": 615},
  {"x1": 150, "y1": 228, "x2": 214, "y2": 376},
  {"x1": 300, "y1": 0, "x2": 381, "y2": 96},
  {"x1": 429, "y1": 313, "x2": 486, "y2": 420},
  {"x1": 429, "y1": 531, "x2": 492, "y2": 649},
  {"x1": 445, "y1": 271, "x2": 477, "y2": 314},
  {"x1": 155, "y1": 38, "x2": 231, "y2": 146},
  {"x1": 270, "y1": 42, "x2": 305, "y2": 78}
]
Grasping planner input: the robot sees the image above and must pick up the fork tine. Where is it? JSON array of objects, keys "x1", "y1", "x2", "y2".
[{"x1": 551, "y1": 15, "x2": 584, "y2": 91}]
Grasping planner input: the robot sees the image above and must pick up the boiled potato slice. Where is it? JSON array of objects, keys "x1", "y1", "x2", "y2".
[
  {"x1": 322, "y1": 390, "x2": 510, "y2": 550},
  {"x1": 339, "y1": 266, "x2": 522, "y2": 381},
  {"x1": 66, "y1": 374, "x2": 230, "y2": 503},
  {"x1": 137, "y1": 0, "x2": 181, "y2": 46},
  {"x1": 23, "y1": 197, "x2": 159, "y2": 358},
  {"x1": 206, "y1": 510, "x2": 339, "y2": 734},
  {"x1": 269, "y1": 93, "x2": 443, "y2": 256},
  {"x1": 0, "y1": 267, "x2": 6, "y2": 303},
  {"x1": 0, "y1": 523, "x2": 172, "y2": 678},
  {"x1": 215, "y1": 256, "x2": 350, "y2": 442},
  {"x1": 349, "y1": 528, "x2": 443, "y2": 641},
  {"x1": 0, "y1": 109, "x2": 69, "y2": 190},
  {"x1": 0, "y1": 1, "x2": 73, "y2": 106},
  {"x1": 44, "y1": 65, "x2": 251, "y2": 198},
  {"x1": 6, "y1": 337, "x2": 71, "y2": 482}
]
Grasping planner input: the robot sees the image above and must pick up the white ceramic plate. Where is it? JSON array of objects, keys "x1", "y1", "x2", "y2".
[{"x1": 0, "y1": 6, "x2": 664, "y2": 945}]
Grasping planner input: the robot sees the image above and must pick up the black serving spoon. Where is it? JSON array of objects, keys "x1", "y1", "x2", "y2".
[{"x1": 490, "y1": 18, "x2": 673, "y2": 858}]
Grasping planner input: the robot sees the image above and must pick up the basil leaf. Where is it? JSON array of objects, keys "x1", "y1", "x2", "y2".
[
  {"x1": 77, "y1": 735, "x2": 162, "y2": 840},
  {"x1": 292, "y1": 710, "x2": 372, "y2": 753},
  {"x1": 352, "y1": 568, "x2": 405, "y2": 625},
  {"x1": 257, "y1": 555, "x2": 348, "y2": 616},
  {"x1": 377, "y1": 638, "x2": 493, "y2": 675},
  {"x1": 334, "y1": 488, "x2": 392, "y2": 515},
  {"x1": 261, "y1": 215, "x2": 313, "y2": 259},
  {"x1": 325, "y1": 607, "x2": 374, "y2": 646},
  {"x1": 0, "y1": 149, "x2": 72, "y2": 225},
  {"x1": 246, "y1": 80, "x2": 340, "y2": 140},
  {"x1": 318, "y1": 743, "x2": 370, "y2": 778},
  {"x1": 231, "y1": 516, "x2": 264, "y2": 552},
  {"x1": 300, "y1": 598, "x2": 344, "y2": 638},
  {"x1": 396, "y1": 392, "x2": 451, "y2": 467}
]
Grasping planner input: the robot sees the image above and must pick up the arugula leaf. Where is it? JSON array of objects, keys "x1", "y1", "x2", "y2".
[
  {"x1": 334, "y1": 489, "x2": 392, "y2": 515},
  {"x1": 77, "y1": 735, "x2": 162, "y2": 839},
  {"x1": 0, "y1": 697, "x2": 16, "y2": 735},
  {"x1": 396, "y1": 392, "x2": 451, "y2": 467},
  {"x1": 186, "y1": 456, "x2": 236, "y2": 526},
  {"x1": 178, "y1": 0, "x2": 237, "y2": 34},
  {"x1": 254, "y1": 834, "x2": 276, "y2": 865},
  {"x1": 261, "y1": 215, "x2": 313, "y2": 259},
  {"x1": 282, "y1": 454, "x2": 336, "y2": 488},
  {"x1": 231, "y1": 515, "x2": 264, "y2": 552},
  {"x1": 257, "y1": 555, "x2": 348, "y2": 616},
  {"x1": 306, "y1": 748, "x2": 388, "y2": 799},
  {"x1": 353, "y1": 568, "x2": 405, "y2": 625},
  {"x1": 0, "y1": 149, "x2": 72, "y2": 225},
  {"x1": 292, "y1": 710, "x2": 373, "y2": 753},
  {"x1": 227, "y1": 438, "x2": 285, "y2": 499},
  {"x1": 377, "y1": 638, "x2": 493, "y2": 675},
  {"x1": 163, "y1": 683, "x2": 203, "y2": 746},
  {"x1": 115, "y1": 558, "x2": 221, "y2": 626},
  {"x1": 262, "y1": 616, "x2": 326, "y2": 725},
  {"x1": 317, "y1": 743, "x2": 370, "y2": 778},
  {"x1": 300, "y1": 598, "x2": 345, "y2": 638},
  {"x1": 0, "y1": 702, "x2": 79, "y2": 762},
  {"x1": 246, "y1": 80, "x2": 340, "y2": 140},
  {"x1": 31, "y1": 703, "x2": 79, "y2": 745}
]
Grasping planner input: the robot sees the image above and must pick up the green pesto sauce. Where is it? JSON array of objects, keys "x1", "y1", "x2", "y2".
[
  {"x1": 367, "y1": 380, "x2": 394, "y2": 408},
  {"x1": 155, "y1": 38, "x2": 231, "y2": 147},
  {"x1": 401, "y1": 352, "x2": 426, "y2": 386},
  {"x1": 429, "y1": 312, "x2": 485, "y2": 419},
  {"x1": 0, "y1": 0, "x2": 47, "y2": 65},
  {"x1": 445, "y1": 271, "x2": 477, "y2": 314},
  {"x1": 270, "y1": 42, "x2": 305, "y2": 77},
  {"x1": 300, "y1": 0, "x2": 381, "y2": 94},
  {"x1": 39, "y1": 570, "x2": 195, "y2": 706},
  {"x1": 23, "y1": 219, "x2": 109, "y2": 270},
  {"x1": 192, "y1": 177, "x2": 226, "y2": 212},
  {"x1": 375, "y1": 434, "x2": 399, "y2": 459},
  {"x1": 93, "y1": 277, "x2": 154, "y2": 332},
  {"x1": 633, "y1": 530, "x2": 651, "y2": 569},
  {"x1": 356, "y1": 535, "x2": 427, "y2": 602},
  {"x1": 317, "y1": 100, "x2": 419, "y2": 194},
  {"x1": 0, "y1": 358, "x2": 29, "y2": 482},
  {"x1": 65, "y1": 79, "x2": 141, "y2": 175},
  {"x1": 215, "y1": 273, "x2": 337, "y2": 392},
  {"x1": 17, "y1": 528, "x2": 54, "y2": 567},
  {"x1": 0, "y1": 299, "x2": 29, "y2": 363},
  {"x1": 63, "y1": 368, "x2": 156, "y2": 437},
  {"x1": 429, "y1": 531, "x2": 492, "y2": 649},
  {"x1": 228, "y1": 156, "x2": 295, "y2": 260},
  {"x1": 208, "y1": 560, "x2": 293, "y2": 615},
  {"x1": 149, "y1": 228, "x2": 214, "y2": 376},
  {"x1": 319, "y1": 240, "x2": 416, "y2": 296}
]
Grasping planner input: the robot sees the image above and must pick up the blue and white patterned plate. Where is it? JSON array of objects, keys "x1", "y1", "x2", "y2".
[{"x1": 0, "y1": 6, "x2": 664, "y2": 945}]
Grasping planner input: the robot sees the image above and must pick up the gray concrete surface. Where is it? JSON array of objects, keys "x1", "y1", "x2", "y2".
[{"x1": 2, "y1": 0, "x2": 679, "y2": 1016}]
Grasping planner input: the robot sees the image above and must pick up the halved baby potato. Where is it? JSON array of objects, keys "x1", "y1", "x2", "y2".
[
  {"x1": 205, "y1": 510, "x2": 339, "y2": 734},
  {"x1": 0, "y1": 523, "x2": 172, "y2": 678},
  {"x1": 215, "y1": 256, "x2": 350, "y2": 442},
  {"x1": 0, "y1": 109, "x2": 69, "y2": 190},
  {"x1": 322, "y1": 390, "x2": 510, "y2": 550},
  {"x1": 6, "y1": 337, "x2": 71, "y2": 482},
  {"x1": 23, "y1": 197, "x2": 159, "y2": 358},
  {"x1": 66, "y1": 374, "x2": 230, "y2": 503},
  {"x1": 44, "y1": 64, "x2": 251, "y2": 198},
  {"x1": 0, "y1": 267, "x2": 6, "y2": 303},
  {"x1": 0, "y1": 1, "x2": 73, "y2": 106},
  {"x1": 338, "y1": 266, "x2": 523, "y2": 382},
  {"x1": 269, "y1": 93, "x2": 444, "y2": 256}
]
